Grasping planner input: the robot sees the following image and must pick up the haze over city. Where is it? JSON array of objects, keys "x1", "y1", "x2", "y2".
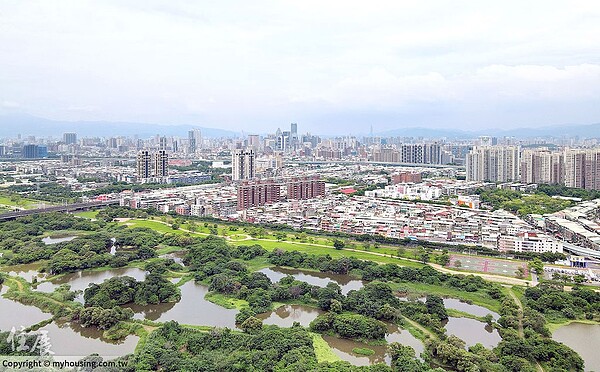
[{"x1": 1, "y1": 1, "x2": 600, "y2": 134}]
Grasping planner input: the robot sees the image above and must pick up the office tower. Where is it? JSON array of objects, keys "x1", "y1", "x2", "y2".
[
  {"x1": 137, "y1": 150, "x2": 152, "y2": 179},
  {"x1": 247, "y1": 134, "x2": 260, "y2": 150},
  {"x1": 290, "y1": 123, "x2": 298, "y2": 149},
  {"x1": 237, "y1": 179, "x2": 281, "y2": 209},
  {"x1": 159, "y1": 136, "x2": 168, "y2": 151},
  {"x1": 63, "y1": 132, "x2": 77, "y2": 145},
  {"x1": 466, "y1": 146, "x2": 520, "y2": 182},
  {"x1": 154, "y1": 150, "x2": 169, "y2": 177},
  {"x1": 188, "y1": 129, "x2": 202, "y2": 154},
  {"x1": 232, "y1": 149, "x2": 255, "y2": 181},
  {"x1": 108, "y1": 138, "x2": 118, "y2": 149},
  {"x1": 287, "y1": 176, "x2": 326, "y2": 200},
  {"x1": 38, "y1": 145, "x2": 48, "y2": 158},
  {"x1": 22, "y1": 144, "x2": 39, "y2": 159}
]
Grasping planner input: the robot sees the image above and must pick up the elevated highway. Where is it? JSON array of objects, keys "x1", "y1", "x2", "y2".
[{"x1": 0, "y1": 200, "x2": 119, "y2": 221}]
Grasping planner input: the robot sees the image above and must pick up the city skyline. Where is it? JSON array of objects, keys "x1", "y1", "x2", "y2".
[{"x1": 1, "y1": 1, "x2": 600, "y2": 133}]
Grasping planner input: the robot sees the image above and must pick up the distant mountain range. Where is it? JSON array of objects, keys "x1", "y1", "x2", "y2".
[
  {"x1": 0, "y1": 114, "x2": 598, "y2": 139},
  {"x1": 0, "y1": 114, "x2": 238, "y2": 138},
  {"x1": 376, "y1": 123, "x2": 600, "y2": 139}
]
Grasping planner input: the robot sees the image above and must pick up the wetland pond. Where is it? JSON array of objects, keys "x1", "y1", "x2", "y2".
[
  {"x1": 7, "y1": 264, "x2": 505, "y2": 365},
  {"x1": 259, "y1": 266, "x2": 365, "y2": 294},
  {"x1": 552, "y1": 322, "x2": 600, "y2": 372},
  {"x1": 0, "y1": 288, "x2": 138, "y2": 358}
]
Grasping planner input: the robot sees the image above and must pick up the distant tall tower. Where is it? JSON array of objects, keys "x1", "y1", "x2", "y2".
[
  {"x1": 63, "y1": 132, "x2": 77, "y2": 145},
  {"x1": 159, "y1": 136, "x2": 168, "y2": 151},
  {"x1": 290, "y1": 123, "x2": 299, "y2": 150},
  {"x1": 137, "y1": 150, "x2": 152, "y2": 179},
  {"x1": 247, "y1": 134, "x2": 260, "y2": 150},
  {"x1": 154, "y1": 150, "x2": 169, "y2": 177},
  {"x1": 188, "y1": 129, "x2": 202, "y2": 154},
  {"x1": 232, "y1": 149, "x2": 255, "y2": 181}
]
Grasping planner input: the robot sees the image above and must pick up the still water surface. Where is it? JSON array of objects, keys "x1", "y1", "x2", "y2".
[
  {"x1": 127, "y1": 280, "x2": 238, "y2": 328},
  {"x1": 259, "y1": 267, "x2": 365, "y2": 294},
  {"x1": 553, "y1": 322, "x2": 600, "y2": 372},
  {"x1": 35, "y1": 267, "x2": 147, "y2": 302}
]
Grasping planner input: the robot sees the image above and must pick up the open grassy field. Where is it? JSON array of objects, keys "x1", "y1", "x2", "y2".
[
  {"x1": 235, "y1": 239, "x2": 425, "y2": 268},
  {"x1": 120, "y1": 219, "x2": 425, "y2": 268},
  {"x1": 74, "y1": 210, "x2": 99, "y2": 219},
  {"x1": 0, "y1": 195, "x2": 47, "y2": 209}
]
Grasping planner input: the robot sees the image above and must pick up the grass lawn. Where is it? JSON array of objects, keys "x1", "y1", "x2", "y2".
[
  {"x1": 121, "y1": 219, "x2": 425, "y2": 268},
  {"x1": 243, "y1": 257, "x2": 272, "y2": 271},
  {"x1": 229, "y1": 234, "x2": 249, "y2": 241},
  {"x1": 155, "y1": 245, "x2": 187, "y2": 255},
  {"x1": 311, "y1": 333, "x2": 341, "y2": 363},
  {"x1": 236, "y1": 239, "x2": 425, "y2": 268},
  {"x1": 204, "y1": 292, "x2": 248, "y2": 310},
  {"x1": 546, "y1": 319, "x2": 600, "y2": 333},
  {"x1": 74, "y1": 210, "x2": 99, "y2": 219},
  {"x1": 125, "y1": 219, "x2": 197, "y2": 235},
  {"x1": 0, "y1": 195, "x2": 44, "y2": 209},
  {"x1": 389, "y1": 281, "x2": 501, "y2": 313}
]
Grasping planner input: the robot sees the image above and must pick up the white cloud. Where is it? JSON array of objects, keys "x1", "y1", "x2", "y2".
[
  {"x1": 1, "y1": 101, "x2": 20, "y2": 108},
  {"x1": 0, "y1": 1, "x2": 599, "y2": 131}
]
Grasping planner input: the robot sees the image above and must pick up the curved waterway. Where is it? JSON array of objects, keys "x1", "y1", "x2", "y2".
[
  {"x1": 35, "y1": 267, "x2": 147, "y2": 302},
  {"x1": 4, "y1": 263, "x2": 508, "y2": 366},
  {"x1": 442, "y1": 317, "x2": 501, "y2": 348},
  {"x1": 259, "y1": 267, "x2": 365, "y2": 294},
  {"x1": 40, "y1": 321, "x2": 139, "y2": 358},
  {"x1": 257, "y1": 304, "x2": 324, "y2": 327},
  {"x1": 127, "y1": 280, "x2": 238, "y2": 328},
  {"x1": 443, "y1": 298, "x2": 500, "y2": 320},
  {"x1": 1, "y1": 262, "x2": 47, "y2": 282},
  {"x1": 323, "y1": 323, "x2": 425, "y2": 366},
  {"x1": 0, "y1": 294, "x2": 50, "y2": 331},
  {"x1": 552, "y1": 322, "x2": 600, "y2": 372},
  {"x1": 0, "y1": 287, "x2": 137, "y2": 358}
]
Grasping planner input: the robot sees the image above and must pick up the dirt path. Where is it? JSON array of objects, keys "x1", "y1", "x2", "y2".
[
  {"x1": 8, "y1": 277, "x2": 24, "y2": 292},
  {"x1": 507, "y1": 288, "x2": 524, "y2": 338},
  {"x1": 431, "y1": 263, "x2": 536, "y2": 286},
  {"x1": 403, "y1": 316, "x2": 437, "y2": 340}
]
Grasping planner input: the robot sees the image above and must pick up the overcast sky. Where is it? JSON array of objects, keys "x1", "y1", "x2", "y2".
[{"x1": 1, "y1": 1, "x2": 600, "y2": 134}]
